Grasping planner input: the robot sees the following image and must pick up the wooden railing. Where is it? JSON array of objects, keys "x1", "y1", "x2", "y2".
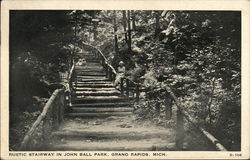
[
  {"x1": 82, "y1": 42, "x2": 140, "y2": 103},
  {"x1": 164, "y1": 86, "x2": 227, "y2": 151},
  {"x1": 120, "y1": 77, "x2": 140, "y2": 103},
  {"x1": 19, "y1": 89, "x2": 65, "y2": 151},
  {"x1": 68, "y1": 63, "x2": 76, "y2": 104}
]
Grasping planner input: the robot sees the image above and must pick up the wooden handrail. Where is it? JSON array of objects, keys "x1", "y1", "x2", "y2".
[
  {"x1": 82, "y1": 42, "x2": 117, "y2": 75},
  {"x1": 67, "y1": 63, "x2": 75, "y2": 106},
  {"x1": 165, "y1": 85, "x2": 227, "y2": 151},
  {"x1": 128, "y1": 79, "x2": 227, "y2": 150},
  {"x1": 68, "y1": 63, "x2": 75, "y2": 91},
  {"x1": 68, "y1": 63, "x2": 75, "y2": 81},
  {"x1": 19, "y1": 89, "x2": 65, "y2": 150}
]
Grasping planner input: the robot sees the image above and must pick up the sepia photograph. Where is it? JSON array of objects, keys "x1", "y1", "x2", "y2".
[
  {"x1": 1, "y1": 0, "x2": 250, "y2": 159},
  {"x1": 9, "y1": 9, "x2": 241, "y2": 151}
]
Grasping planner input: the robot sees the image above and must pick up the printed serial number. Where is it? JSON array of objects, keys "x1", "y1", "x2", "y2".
[{"x1": 229, "y1": 153, "x2": 242, "y2": 157}]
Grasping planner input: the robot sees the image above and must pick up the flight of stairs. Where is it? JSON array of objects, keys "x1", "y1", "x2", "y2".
[
  {"x1": 47, "y1": 51, "x2": 177, "y2": 151},
  {"x1": 66, "y1": 52, "x2": 133, "y2": 117}
]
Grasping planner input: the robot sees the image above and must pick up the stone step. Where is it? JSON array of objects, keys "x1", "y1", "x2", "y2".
[
  {"x1": 82, "y1": 67, "x2": 103, "y2": 70},
  {"x1": 81, "y1": 56, "x2": 99, "y2": 59},
  {"x1": 71, "y1": 102, "x2": 130, "y2": 108},
  {"x1": 69, "y1": 107, "x2": 133, "y2": 113},
  {"x1": 75, "y1": 56, "x2": 100, "y2": 62},
  {"x1": 75, "y1": 53, "x2": 94, "y2": 55},
  {"x1": 47, "y1": 114, "x2": 178, "y2": 151},
  {"x1": 75, "y1": 65, "x2": 103, "y2": 69},
  {"x1": 75, "y1": 69, "x2": 104, "y2": 72},
  {"x1": 74, "y1": 87, "x2": 117, "y2": 92},
  {"x1": 73, "y1": 82, "x2": 112, "y2": 86},
  {"x1": 72, "y1": 96, "x2": 127, "y2": 103},
  {"x1": 86, "y1": 60, "x2": 100, "y2": 63},
  {"x1": 83, "y1": 62, "x2": 102, "y2": 65},
  {"x1": 76, "y1": 53, "x2": 94, "y2": 56},
  {"x1": 76, "y1": 73, "x2": 106, "y2": 76},
  {"x1": 76, "y1": 56, "x2": 99, "y2": 59},
  {"x1": 48, "y1": 139, "x2": 176, "y2": 151},
  {"x1": 75, "y1": 79, "x2": 109, "y2": 82},
  {"x1": 76, "y1": 76, "x2": 107, "y2": 79},
  {"x1": 83, "y1": 59, "x2": 100, "y2": 62},
  {"x1": 66, "y1": 112, "x2": 132, "y2": 118},
  {"x1": 52, "y1": 129, "x2": 170, "y2": 141},
  {"x1": 75, "y1": 65, "x2": 102, "y2": 70},
  {"x1": 81, "y1": 66, "x2": 103, "y2": 70},
  {"x1": 75, "y1": 71, "x2": 105, "y2": 74},
  {"x1": 78, "y1": 54, "x2": 98, "y2": 57},
  {"x1": 74, "y1": 90, "x2": 120, "y2": 96},
  {"x1": 75, "y1": 67, "x2": 103, "y2": 70},
  {"x1": 73, "y1": 83, "x2": 113, "y2": 88},
  {"x1": 79, "y1": 55, "x2": 97, "y2": 58},
  {"x1": 73, "y1": 81, "x2": 111, "y2": 85}
]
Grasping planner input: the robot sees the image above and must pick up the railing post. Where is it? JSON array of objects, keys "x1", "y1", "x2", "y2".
[
  {"x1": 120, "y1": 78, "x2": 124, "y2": 95},
  {"x1": 69, "y1": 66, "x2": 75, "y2": 104},
  {"x1": 165, "y1": 96, "x2": 172, "y2": 120},
  {"x1": 112, "y1": 73, "x2": 116, "y2": 82},
  {"x1": 59, "y1": 91, "x2": 65, "y2": 123},
  {"x1": 105, "y1": 65, "x2": 109, "y2": 78},
  {"x1": 126, "y1": 79, "x2": 129, "y2": 99},
  {"x1": 113, "y1": 73, "x2": 116, "y2": 81},
  {"x1": 136, "y1": 84, "x2": 139, "y2": 103},
  {"x1": 53, "y1": 96, "x2": 59, "y2": 129},
  {"x1": 95, "y1": 50, "x2": 98, "y2": 58},
  {"x1": 98, "y1": 52, "x2": 101, "y2": 59},
  {"x1": 176, "y1": 109, "x2": 184, "y2": 150},
  {"x1": 42, "y1": 113, "x2": 50, "y2": 149},
  {"x1": 155, "y1": 101, "x2": 160, "y2": 116},
  {"x1": 101, "y1": 57, "x2": 104, "y2": 65},
  {"x1": 108, "y1": 69, "x2": 112, "y2": 80}
]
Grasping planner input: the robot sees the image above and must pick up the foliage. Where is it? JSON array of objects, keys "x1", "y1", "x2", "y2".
[
  {"x1": 9, "y1": 10, "x2": 241, "y2": 151},
  {"x1": 10, "y1": 10, "x2": 79, "y2": 149},
  {"x1": 87, "y1": 10, "x2": 241, "y2": 150}
]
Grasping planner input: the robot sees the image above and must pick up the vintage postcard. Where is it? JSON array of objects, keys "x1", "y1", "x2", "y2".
[{"x1": 1, "y1": 0, "x2": 250, "y2": 159}]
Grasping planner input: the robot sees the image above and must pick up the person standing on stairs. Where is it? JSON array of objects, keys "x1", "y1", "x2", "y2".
[
  {"x1": 76, "y1": 59, "x2": 83, "y2": 66},
  {"x1": 114, "y1": 61, "x2": 126, "y2": 90},
  {"x1": 76, "y1": 58, "x2": 87, "y2": 67}
]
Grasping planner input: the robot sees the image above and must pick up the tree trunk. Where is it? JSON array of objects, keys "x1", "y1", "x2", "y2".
[
  {"x1": 113, "y1": 10, "x2": 118, "y2": 55},
  {"x1": 165, "y1": 97, "x2": 172, "y2": 120},
  {"x1": 93, "y1": 11, "x2": 98, "y2": 40},
  {"x1": 127, "y1": 10, "x2": 132, "y2": 53},
  {"x1": 207, "y1": 78, "x2": 216, "y2": 125},
  {"x1": 71, "y1": 15, "x2": 78, "y2": 66},
  {"x1": 155, "y1": 101, "x2": 160, "y2": 116},
  {"x1": 155, "y1": 11, "x2": 160, "y2": 36},
  {"x1": 122, "y1": 11, "x2": 128, "y2": 43},
  {"x1": 131, "y1": 10, "x2": 136, "y2": 31}
]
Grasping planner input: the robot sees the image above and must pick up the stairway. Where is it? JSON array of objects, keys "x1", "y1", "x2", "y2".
[
  {"x1": 47, "y1": 51, "x2": 177, "y2": 151},
  {"x1": 67, "y1": 52, "x2": 133, "y2": 117}
]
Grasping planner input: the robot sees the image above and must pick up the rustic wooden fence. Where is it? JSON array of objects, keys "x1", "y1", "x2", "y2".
[
  {"x1": 68, "y1": 63, "x2": 76, "y2": 104},
  {"x1": 165, "y1": 86, "x2": 227, "y2": 151},
  {"x1": 19, "y1": 89, "x2": 65, "y2": 151}
]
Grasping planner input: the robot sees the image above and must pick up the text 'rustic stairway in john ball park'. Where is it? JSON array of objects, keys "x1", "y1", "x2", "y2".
[{"x1": 47, "y1": 49, "x2": 178, "y2": 151}]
